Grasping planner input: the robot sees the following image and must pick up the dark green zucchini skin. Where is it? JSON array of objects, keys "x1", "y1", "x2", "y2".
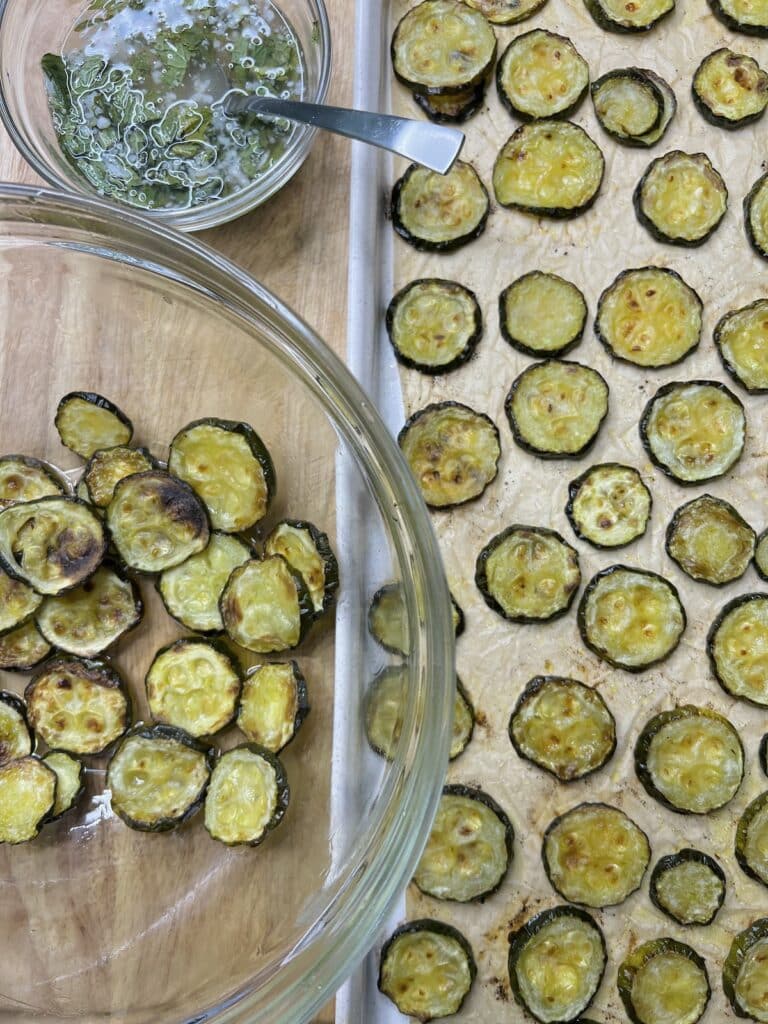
[
  {"x1": 744, "y1": 172, "x2": 768, "y2": 259},
  {"x1": 761, "y1": 733, "x2": 768, "y2": 776},
  {"x1": 205, "y1": 742, "x2": 290, "y2": 846},
  {"x1": 715, "y1": 300, "x2": 768, "y2": 394},
  {"x1": 723, "y1": 918, "x2": 768, "y2": 1017},
  {"x1": 736, "y1": 790, "x2": 768, "y2": 885},
  {"x1": 649, "y1": 849, "x2": 726, "y2": 925},
  {"x1": 757, "y1": 529, "x2": 768, "y2": 581},
  {"x1": 55, "y1": 391, "x2": 134, "y2": 454},
  {"x1": 266, "y1": 518, "x2": 339, "y2": 619},
  {"x1": 386, "y1": 278, "x2": 483, "y2": 374},
  {"x1": 618, "y1": 938, "x2": 710, "y2": 1024},
  {"x1": 413, "y1": 85, "x2": 486, "y2": 123},
  {"x1": 499, "y1": 277, "x2": 587, "y2": 358},
  {"x1": 452, "y1": 594, "x2": 465, "y2": 638},
  {"x1": 633, "y1": 152, "x2": 727, "y2": 247},
  {"x1": 378, "y1": 919, "x2": 477, "y2": 1014},
  {"x1": 584, "y1": 0, "x2": 674, "y2": 31},
  {"x1": 707, "y1": 0, "x2": 768, "y2": 35},
  {"x1": 453, "y1": 679, "x2": 474, "y2": 759},
  {"x1": 590, "y1": 68, "x2": 664, "y2": 141},
  {"x1": 665, "y1": 494, "x2": 755, "y2": 585},
  {"x1": 692, "y1": 50, "x2": 768, "y2": 128},
  {"x1": 495, "y1": 31, "x2": 589, "y2": 122},
  {"x1": 707, "y1": 593, "x2": 768, "y2": 705},
  {"x1": 391, "y1": 164, "x2": 491, "y2": 253},
  {"x1": 565, "y1": 462, "x2": 652, "y2": 549}
]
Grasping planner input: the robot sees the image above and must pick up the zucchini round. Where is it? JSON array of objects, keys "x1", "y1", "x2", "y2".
[
  {"x1": 368, "y1": 581, "x2": 465, "y2": 655},
  {"x1": 757, "y1": 530, "x2": 768, "y2": 581},
  {"x1": 158, "y1": 532, "x2": 252, "y2": 634},
  {"x1": 413, "y1": 85, "x2": 486, "y2": 124},
  {"x1": 693, "y1": 48, "x2": 768, "y2": 128},
  {"x1": 666, "y1": 494, "x2": 755, "y2": 585},
  {"x1": 0, "y1": 756, "x2": 56, "y2": 844},
  {"x1": 583, "y1": 0, "x2": 674, "y2": 31},
  {"x1": 640, "y1": 380, "x2": 746, "y2": 485},
  {"x1": 451, "y1": 679, "x2": 474, "y2": 759},
  {"x1": 42, "y1": 750, "x2": 84, "y2": 820},
  {"x1": 0, "y1": 621, "x2": 52, "y2": 673},
  {"x1": 220, "y1": 556, "x2": 314, "y2": 654},
  {"x1": 398, "y1": 401, "x2": 500, "y2": 509},
  {"x1": 595, "y1": 266, "x2": 702, "y2": 368},
  {"x1": 392, "y1": 161, "x2": 490, "y2": 253},
  {"x1": 499, "y1": 271, "x2": 587, "y2": 357},
  {"x1": 709, "y1": 594, "x2": 768, "y2": 706},
  {"x1": 745, "y1": 172, "x2": 768, "y2": 259},
  {"x1": 55, "y1": 392, "x2": 133, "y2": 459},
  {"x1": 0, "y1": 455, "x2": 65, "y2": 510},
  {"x1": 508, "y1": 905, "x2": 606, "y2": 1023},
  {"x1": 204, "y1": 743, "x2": 289, "y2": 846},
  {"x1": 146, "y1": 639, "x2": 241, "y2": 738},
  {"x1": 509, "y1": 675, "x2": 616, "y2": 781},
  {"x1": 413, "y1": 784, "x2": 514, "y2": 902},
  {"x1": 386, "y1": 279, "x2": 482, "y2": 374},
  {"x1": 708, "y1": 0, "x2": 768, "y2": 36},
  {"x1": 236, "y1": 661, "x2": 310, "y2": 753},
  {"x1": 263, "y1": 519, "x2": 339, "y2": 618},
  {"x1": 496, "y1": 31, "x2": 589, "y2": 121},
  {"x1": 650, "y1": 849, "x2": 726, "y2": 926},
  {"x1": 630, "y1": 69, "x2": 677, "y2": 146},
  {"x1": 378, "y1": 919, "x2": 476, "y2": 1021},
  {"x1": 715, "y1": 299, "x2": 768, "y2": 393},
  {"x1": 465, "y1": 0, "x2": 548, "y2": 22},
  {"x1": 83, "y1": 445, "x2": 157, "y2": 508},
  {"x1": 737, "y1": 791, "x2": 768, "y2": 886},
  {"x1": 591, "y1": 67, "x2": 664, "y2": 141},
  {"x1": 475, "y1": 525, "x2": 581, "y2": 624},
  {"x1": 543, "y1": 802, "x2": 651, "y2": 907},
  {"x1": 634, "y1": 151, "x2": 728, "y2": 247},
  {"x1": 761, "y1": 733, "x2": 768, "y2": 775},
  {"x1": 0, "y1": 691, "x2": 32, "y2": 766},
  {"x1": 493, "y1": 121, "x2": 604, "y2": 218},
  {"x1": 108, "y1": 724, "x2": 212, "y2": 833},
  {"x1": 0, "y1": 567, "x2": 42, "y2": 636},
  {"x1": 618, "y1": 938, "x2": 710, "y2": 1024},
  {"x1": 566, "y1": 463, "x2": 652, "y2": 549},
  {"x1": 723, "y1": 919, "x2": 768, "y2": 1020}
]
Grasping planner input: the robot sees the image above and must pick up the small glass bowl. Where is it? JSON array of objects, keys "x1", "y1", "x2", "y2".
[{"x1": 0, "y1": 0, "x2": 331, "y2": 230}]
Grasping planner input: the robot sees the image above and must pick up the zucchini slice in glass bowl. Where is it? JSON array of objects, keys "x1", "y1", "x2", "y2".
[
  {"x1": 0, "y1": 565, "x2": 42, "y2": 635},
  {"x1": 42, "y1": 750, "x2": 85, "y2": 821},
  {"x1": 0, "y1": 621, "x2": 52, "y2": 673},
  {"x1": 204, "y1": 743, "x2": 289, "y2": 847},
  {"x1": 736, "y1": 791, "x2": 768, "y2": 886},
  {"x1": 496, "y1": 30, "x2": 589, "y2": 121},
  {"x1": 465, "y1": 0, "x2": 549, "y2": 22},
  {"x1": 392, "y1": 161, "x2": 490, "y2": 253},
  {"x1": 592, "y1": 67, "x2": 676, "y2": 145},
  {"x1": 617, "y1": 938, "x2": 710, "y2": 1024},
  {"x1": 723, "y1": 919, "x2": 768, "y2": 1020},
  {"x1": 378, "y1": 919, "x2": 476, "y2": 1021},
  {"x1": 708, "y1": 594, "x2": 768, "y2": 706},
  {"x1": 745, "y1": 171, "x2": 768, "y2": 259},
  {"x1": 584, "y1": 0, "x2": 674, "y2": 31},
  {"x1": 145, "y1": 639, "x2": 241, "y2": 738},
  {"x1": 649, "y1": 849, "x2": 726, "y2": 926},
  {"x1": 566, "y1": 463, "x2": 651, "y2": 549},
  {"x1": 54, "y1": 391, "x2": 133, "y2": 459},
  {"x1": 412, "y1": 85, "x2": 486, "y2": 125},
  {"x1": 220, "y1": 555, "x2": 314, "y2": 654},
  {"x1": 634, "y1": 151, "x2": 728, "y2": 247},
  {"x1": 666, "y1": 494, "x2": 755, "y2": 585},
  {"x1": 0, "y1": 755, "x2": 57, "y2": 844},
  {"x1": 263, "y1": 518, "x2": 338, "y2": 618},
  {"x1": 0, "y1": 454, "x2": 66, "y2": 509},
  {"x1": 0, "y1": 690, "x2": 32, "y2": 766},
  {"x1": 236, "y1": 661, "x2": 310, "y2": 753},
  {"x1": 708, "y1": 0, "x2": 768, "y2": 35},
  {"x1": 693, "y1": 48, "x2": 768, "y2": 128},
  {"x1": 715, "y1": 298, "x2": 768, "y2": 393},
  {"x1": 82, "y1": 444, "x2": 157, "y2": 508},
  {"x1": 499, "y1": 271, "x2": 587, "y2": 358},
  {"x1": 386, "y1": 279, "x2": 483, "y2": 374},
  {"x1": 508, "y1": 905, "x2": 606, "y2": 1023}
]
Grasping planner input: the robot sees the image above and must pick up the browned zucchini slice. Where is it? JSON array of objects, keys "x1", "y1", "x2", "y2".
[
  {"x1": 0, "y1": 756, "x2": 56, "y2": 844},
  {"x1": 204, "y1": 742, "x2": 289, "y2": 846},
  {"x1": 737, "y1": 791, "x2": 768, "y2": 886},
  {"x1": 595, "y1": 266, "x2": 702, "y2": 368},
  {"x1": 715, "y1": 299, "x2": 768, "y2": 393},
  {"x1": 496, "y1": 31, "x2": 589, "y2": 121},
  {"x1": 566, "y1": 463, "x2": 651, "y2": 548},
  {"x1": 709, "y1": 594, "x2": 768, "y2": 706},
  {"x1": 493, "y1": 121, "x2": 604, "y2": 217},
  {"x1": 475, "y1": 525, "x2": 580, "y2": 623},
  {"x1": 236, "y1": 661, "x2": 309, "y2": 753},
  {"x1": 413, "y1": 84, "x2": 485, "y2": 124},
  {"x1": 158, "y1": 532, "x2": 252, "y2": 634},
  {"x1": 264, "y1": 519, "x2": 339, "y2": 618},
  {"x1": 0, "y1": 621, "x2": 52, "y2": 673},
  {"x1": 368, "y1": 581, "x2": 464, "y2": 654},
  {"x1": 107, "y1": 470, "x2": 209, "y2": 573},
  {"x1": 693, "y1": 48, "x2": 768, "y2": 128},
  {"x1": 42, "y1": 750, "x2": 84, "y2": 820},
  {"x1": 543, "y1": 802, "x2": 651, "y2": 907},
  {"x1": 757, "y1": 531, "x2": 768, "y2": 580},
  {"x1": 640, "y1": 380, "x2": 746, "y2": 484},
  {"x1": 26, "y1": 657, "x2": 130, "y2": 755},
  {"x1": 723, "y1": 919, "x2": 768, "y2": 1020},
  {"x1": 146, "y1": 639, "x2": 241, "y2": 738},
  {"x1": 509, "y1": 675, "x2": 615, "y2": 781},
  {"x1": 168, "y1": 418, "x2": 275, "y2": 533},
  {"x1": 392, "y1": 162, "x2": 490, "y2": 253},
  {"x1": 0, "y1": 455, "x2": 65, "y2": 510},
  {"x1": 465, "y1": 0, "x2": 548, "y2": 22},
  {"x1": 745, "y1": 172, "x2": 768, "y2": 259},
  {"x1": 578, "y1": 565, "x2": 685, "y2": 671},
  {"x1": 108, "y1": 724, "x2": 212, "y2": 832},
  {"x1": 83, "y1": 445, "x2": 157, "y2": 507},
  {"x1": 386, "y1": 279, "x2": 482, "y2": 374},
  {"x1": 398, "y1": 401, "x2": 500, "y2": 509},
  {"x1": 508, "y1": 905, "x2": 606, "y2": 1023},
  {"x1": 55, "y1": 392, "x2": 133, "y2": 459},
  {"x1": 618, "y1": 939, "x2": 710, "y2": 1024},
  {"x1": 379, "y1": 919, "x2": 476, "y2": 1021},
  {"x1": 635, "y1": 151, "x2": 728, "y2": 246},
  {"x1": 500, "y1": 272, "x2": 587, "y2": 357},
  {"x1": 0, "y1": 496, "x2": 106, "y2": 596},
  {"x1": 220, "y1": 556, "x2": 314, "y2": 654},
  {"x1": 591, "y1": 67, "x2": 663, "y2": 141},
  {"x1": 391, "y1": 0, "x2": 497, "y2": 95},
  {"x1": 708, "y1": 0, "x2": 768, "y2": 36},
  {"x1": 666, "y1": 494, "x2": 755, "y2": 585},
  {"x1": 0, "y1": 566, "x2": 42, "y2": 636},
  {"x1": 506, "y1": 360, "x2": 609, "y2": 458},
  {"x1": 0, "y1": 691, "x2": 32, "y2": 766},
  {"x1": 584, "y1": 0, "x2": 674, "y2": 31},
  {"x1": 650, "y1": 849, "x2": 726, "y2": 926}
]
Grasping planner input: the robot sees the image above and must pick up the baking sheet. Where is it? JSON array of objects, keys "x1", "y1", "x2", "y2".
[{"x1": 343, "y1": 0, "x2": 768, "y2": 1019}]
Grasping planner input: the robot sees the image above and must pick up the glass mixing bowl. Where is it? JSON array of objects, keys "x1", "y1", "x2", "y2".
[
  {"x1": 0, "y1": 184, "x2": 454, "y2": 1023},
  {"x1": 0, "y1": 0, "x2": 331, "y2": 230}
]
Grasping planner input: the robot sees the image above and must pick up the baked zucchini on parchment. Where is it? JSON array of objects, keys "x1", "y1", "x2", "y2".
[
  {"x1": 708, "y1": 594, "x2": 768, "y2": 706},
  {"x1": 465, "y1": 0, "x2": 549, "y2": 23},
  {"x1": 665, "y1": 494, "x2": 755, "y2": 585},
  {"x1": 392, "y1": 161, "x2": 490, "y2": 253},
  {"x1": 368, "y1": 580, "x2": 464, "y2": 655},
  {"x1": 723, "y1": 919, "x2": 768, "y2": 1020},
  {"x1": 413, "y1": 85, "x2": 486, "y2": 124},
  {"x1": 634, "y1": 151, "x2": 728, "y2": 246},
  {"x1": 566, "y1": 463, "x2": 651, "y2": 548},
  {"x1": 499, "y1": 271, "x2": 587, "y2": 357},
  {"x1": 745, "y1": 171, "x2": 768, "y2": 259},
  {"x1": 736, "y1": 791, "x2": 768, "y2": 886},
  {"x1": 715, "y1": 298, "x2": 768, "y2": 393},
  {"x1": 650, "y1": 849, "x2": 726, "y2": 926},
  {"x1": 617, "y1": 939, "x2": 710, "y2": 1024},
  {"x1": 496, "y1": 30, "x2": 589, "y2": 121},
  {"x1": 386, "y1": 279, "x2": 483, "y2": 374},
  {"x1": 708, "y1": 0, "x2": 768, "y2": 35},
  {"x1": 693, "y1": 48, "x2": 768, "y2": 128},
  {"x1": 584, "y1": 0, "x2": 674, "y2": 32},
  {"x1": 592, "y1": 67, "x2": 671, "y2": 144}
]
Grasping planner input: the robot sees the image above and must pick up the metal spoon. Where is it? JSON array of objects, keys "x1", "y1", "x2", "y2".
[{"x1": 222, "y1": 93, "x2": 465, "y2": 174}]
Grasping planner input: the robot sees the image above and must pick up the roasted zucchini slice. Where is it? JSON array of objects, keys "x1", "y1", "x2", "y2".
[
  {"x1": 263, "y1": 519, "x2": 338, "y2": 618},
  {"x1": 0, "y1": 621, "x2": 52, "y2": 673},
  {"x1": 204, "y1": 743, "x2": 289, "y2": 846},
  {"x1": 0, "y1": 566, "x2": 42, "y2": 636},
  {"x1": 391, "y1": 0, "x2": 497, "y2": 95},
  {"x1": 0, "y1": 691, "x2": 32, "y2": 766},
  {"x1": 107, "y1": 470, "x2": 210, "y2": 573},
  {"x1": 413, "y1": 85, "x2": 485, "y2": 124},
  {"x1": 499, "y1": 272, "x2": 587, "y2": 357},
  {"x1": 578, "y1": 565, "x2": 685, "y2": 671},
  {"x1": 0, "y1": 496, "x2": 106, "y2": 596},
  {"x1": 543, "y1": 802, "x2": 651, "y2": 907},
  {"x1": 378, "y1": 919, "x2": 476, "y2": 1021},
  {"x1": 583, "y1": 0, "x2": 674, "y2": 31},
  {"x1": 591, "y1": 67, "x2": 663, "y2": 141},
  {"x1": 758, "y1": 531, "x2": 768, "y2": 581},
  {"x1": 745, "y1": 172, "x2": 768, "y2": 259},
  {"x1": 55, "y1": 392, "x2": 133, "y2": 459},
  {"x1": 220, "y1": 556, "x2": 314, "y2": 654},
  {"x1": 509, "y1": 675, "x2": 616, "y2": 781},
  {"x1": 236, "y1": 661, "x2": 309, "y2": 753},
  {"x1": 666, "y1": 494, "x2": 755, "y2": 585},
  {"x1": 475, "y1": 525, "x2": 580, "y2": 623},
  {"x1": 386, "y1": 279, "x2": 482, "y2": 374},
  {"x1": 723, "y1": 919, "x2": 768, "y2": 1020},
  {"x1": 158, "y1": 532, "x2": 252, "y2": 634},
  {"x1": 761, "y1": 733, "x2": 768, "y2": 775},
  {"x1": 451, "y1": 679, "x2": 474, "y2": 759},
  {"x1": 618, "y1": 938, "x2": 710, "y2": 1024},
  {"x1": 0, "y1": 756, "x2": 56, "y2": 844},
  {"x1": 413, "y1": 785, "x2": 514, "y2": 902},
  {"x1": 650, "y1": 849, "x2": 726, "y2": 926},
  {"x1": 465, "y1": 0, "x2": 548, "y2": 22},
  {"x1": 566, "y1": 463, "x2": 652, "y2": 549},
  {"x1": 368, "y1": 581, "x2": 465, "y2": 655},
  {"x1": 168, "y1": 418, "x2": 275, "y2": 533},
  {"x1": 496, "y1": 31, "x2": 589, "y2": 121},
  {"x1": 737, "y1": 791, "x2": 768, "y2": 886},
  {"x1": 146, "y1": 639, "x2": 241, "y2": 738},
  {"x1": 635, "y1": 151, "x2": 728, "y2": 246},
  {"x1": 508, "y1": 905, "x2": 606, "y2": 1023},
  {"x1": 709, "y1": 594, "x2": 768, "y2": 706},
  {"x1": 392, "y1": 162, "x2": 490, "y2": 253},
  {"x1": 0, "y1": 455, "x2": 65, "y2": 510},
  {"x1": 83, "y1": 445, "x2": 157, "y2": 508},
  {"x1": 493, "y1": 121, "x2": 604, "y2": 218},
  {"x1": 108, "y1": 724, "x2": 212, "y2": 833},
  {"x1": 635, "y1": 705, "x2": 744, "y2": 814},
  {"x1": 36, "y1": 565, "x2": 142, "y2": 656},
  {"x1": 693, "y1": 48, "x2": 768, "y2": 128},
  {"x1": 26, "y1": 657, "x2": 130, "y2": 755},
  {"x1": 640, "y1": 380, "x2": 746, "y2": 484},
  {"x1": 42, "y1": 750, "x2": 84, "y2": 820},
  {"x1": 505, "y1": 360, "x2": 609, "y2": 459},
  {"x1": 595, "y1": 266, "x2": 702, "y2": 368},
  {"x1": 708, "y1": 0, "x2": 768, "y2": 36},
  {"x1": 398, "y1": 401, "x2": 501, "y2": 509},
  {"x1": 715, "y1": 299, "x2": 768, "y2": 393}
]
